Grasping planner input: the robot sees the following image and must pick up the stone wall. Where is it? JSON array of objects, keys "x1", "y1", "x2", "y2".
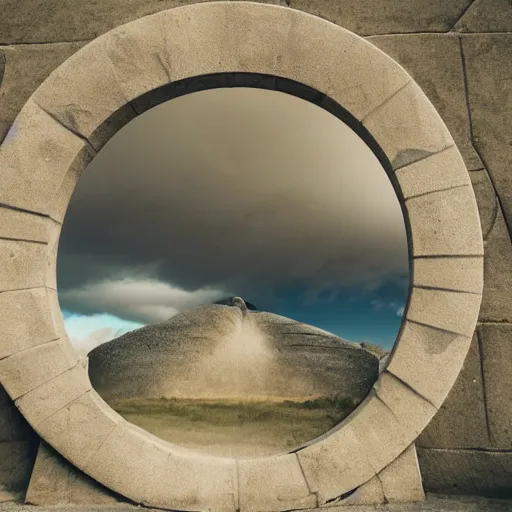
[{"x1": 0, "y1": 0, "x2": 510, "y2": 500}]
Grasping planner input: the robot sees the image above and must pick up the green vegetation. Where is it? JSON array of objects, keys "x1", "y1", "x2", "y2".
[{"x1": 109, "y1": 396, "x2": 357, "y2": 457}]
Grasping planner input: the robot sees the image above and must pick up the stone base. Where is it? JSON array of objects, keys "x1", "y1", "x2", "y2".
[
  {"x1": 26, "y1": 441, "x2": 424, "y2": 508},
  {"x1": 25, "y1": 441, "x2": 127, "y2": 506}
]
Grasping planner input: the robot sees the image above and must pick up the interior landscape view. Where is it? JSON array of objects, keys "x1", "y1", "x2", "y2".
[{"x1": 58, "y1": 87, "x2": 410, "y2": 458}]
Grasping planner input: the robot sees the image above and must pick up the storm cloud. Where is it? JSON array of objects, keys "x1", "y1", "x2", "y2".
[{"x1": 57, "y1": 87, "x2": 408, "y2": 326}]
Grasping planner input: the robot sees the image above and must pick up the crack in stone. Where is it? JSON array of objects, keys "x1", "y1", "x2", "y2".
[
  {"x1": 413, "y1": 254, "x2": 484, "y2": 259},
  {"x1": 449, "y1": 0, "x2": 478, "y2": 31},
  {"x1": 360, "y1": 79, "x2": 412, "y2": 124},
  {"x1": 484, "y1": 191, "x2": 500, "y2": 242},
  {"x1": 393, "y1": 145, "x2": 454, "y2": 172},
  {"x1": 0, "y1": 236, "x2": 47, "y2": 245},
  {"x1": 476, "y1": 327, "x2": 496, "y2": 447},
  {"x1": 413, "y1": 284, "x2": 481, "y2": 295},
  {"x1": 385, "y1": 370, "x2": 439, "y2": 411},
  {"x1": 0, "y1": 202, "x2": 51, "y2": 220},
  {"x1": 0, "y1": 40, "x2": 91, "y2": 47},
  {"x1": 295, "y1": 453, "x2": 318, "y2": 507},
  {"x1": 405, "y1": 183, "x2": 470, "y2": 201},
  {"x1": 33, "y1": 100, "x2": 99, "y2": 155},
  {"x1": 0, "y1": 336, "x2": 61, "y2": 363},
  {"x1": 407, "y1": 318, "x2": 470, "y2": 339},
  {"x1": 459, "y1": 36, "x2": 512, "y2": 241}
]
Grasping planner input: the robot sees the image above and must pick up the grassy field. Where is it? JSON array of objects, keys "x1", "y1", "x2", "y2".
[{"x1": 109, "y1": 396, "x2": 356, "y2": 458}]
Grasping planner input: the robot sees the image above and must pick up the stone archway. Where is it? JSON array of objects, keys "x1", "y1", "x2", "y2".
[{"x1": 0, "y1": 2, "x2": 483, "y2": 510}]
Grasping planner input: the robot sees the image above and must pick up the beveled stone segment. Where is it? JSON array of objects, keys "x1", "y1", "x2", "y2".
[
  {"x1": 0, "y1": 287, "x2": 60, "y2": 360},
  {"x1": 406, "y1": 186, "x2": 484, "y2": 257},
  {"x1": 86, "y1": 426, "x2": 237, "y2": 511},
  {"x1": 395, "y1": 146, "x2": 470, "y2": 199},
  {"x1": 238, "y1": 454, "x2": 316, "y2": 512},
  {"x1": 0, "y1": 239, "x2": 49, "y2": 292},
  {"x1": 0, "y1": 98, "x2": 89, "y2": 216},
  {"x1": 407, "y1": 287, "x2": 482, "y2": 338},
  {"x1": 31, "y1": 37, "x2": 128, "y2": 150},
  {"x1": 362, "y1": 80, "x2": 454, "y2": 169},
  {"x1": 38, "y1": 390, "x2": 121, "y2": 470},
  {"x1": 26, "y1": 442, "x2": 124, "y2": 506},
  {"x1": 378, "y1": 444, "x2": 425, "y2": 503},
  {"x1": 373, "y1": 372, "x2": 437, "y2": 441},
  {"x1": 16, "y1": 358, "x2": 91, "y2": 428},
  {"x1": 387, "y1": 321, "x2": 472, "y2": 409},
  {"x1": 0, "y1": 338, "x2": 77, "y2": 400},
  {"x1": 0, "y1": 207, "x2": 51, "y2": 244},
  {"x1": 414, "y1": 257, "x2": 483, "y2": 294},
  {"x1": 297, "y1": 423, "x2": 376, "y2": 503}
]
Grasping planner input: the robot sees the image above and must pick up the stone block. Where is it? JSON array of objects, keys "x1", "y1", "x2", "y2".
[
  {"x1": 387, "y1": 321, "x2": 473, "y2": 410},
  {"x1": 0, "y1": 288, "x2": 61, "y2": 360},
  {"x1": 395, "y1": 146, "x2": 470, "y2": 199},
  {"x1": 480, "y1": 208, "x2": 512, "y2": 323},
  {"x1": 0, "y1": 441, "x2": 38, "y2": 493},
  {"x1": 0, "y1": 338, "x2": 77, "y2": 400},
  {"x1": 378, "y1": 444, "x2": 424, "y2": 503},
  {"x1": 0, "y1": 43, "x2": 86, "y2": 126},
  {"x1": 0, "y1": 207, "x2": 51, "y2": 244},
  {"x1": 0, "y1": 239, "x2": 50, "y2": 292},
  {"x1": 406, "y1": 287, "x2": 482, "y2": 337},
  {"x1": 418, "y1": 448, "x2": 512, "y2": 498},
  {"x1": 16, "y1": 358, "x2": 91, "y2": 428},
  {"x1": 37, "y1": 390, "x2": 121, "y2": 470},
  {"x1": 454, "y1": 0, "x2": 512, "y2": 32},
  {"x1": 406, "y1": 186, "x2": 483, "y2": 257},
  {"x1": 26, "y1": 442, "x2": 124, "y2": 506},
  {"x1": 462, "y1": 34, "x2": 512, "y2": 232},
  {"x1": 417, "y1": 332, "x2": 490, "y2": 449},
  {"x1": 85, "y1": 425, "x2": 237, "y2": 511},
  {"x1": 238, "y1": 454, "x2": 316, "y2": 512},
  {"x1": 362, "y1": 80, "x2": 454, "y2": 170},
  {"x1": 479, "y1": 323, "x2": 512, "y2": 449},
  {"x1": 413, "y1": 257, "x2": 483, "y2": 294},
  {"x1": 471, "y1": 169, "x2": 500, "y2": 241},
  {"x1": 368, "y1": 33, "x2": 481, "y2": 171},
  {"x1": 297, "y1": 424, "x2": 376, "y2": 504}
]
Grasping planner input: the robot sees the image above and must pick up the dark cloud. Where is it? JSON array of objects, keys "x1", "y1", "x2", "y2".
[{"x1": 58, "y1": 88, "x2": 408, "y2": 323}]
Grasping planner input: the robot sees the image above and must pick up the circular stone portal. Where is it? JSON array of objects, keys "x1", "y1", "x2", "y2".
[{"x1": 0, "y1": 2, "x2": 483, "y2": 511}]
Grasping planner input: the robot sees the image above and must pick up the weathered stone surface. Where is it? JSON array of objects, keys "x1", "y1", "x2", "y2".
[
  {"x1": 395, "y1": 146, "x2": 470, "y2": 200},
  {"x1": 26, "y1": 442, "x2": 126, "y2": 506},
  {"x1": 368, "y1": 33, "x2": 481, "y2": 171},
  {"x1": 480, "y1": 208, "x2": 512, "y2": 323},
  {"x1": 413, "y1": 257, "x2": 483, "y2": 294},
  {"x1": 479, "y1": 323, "x2": 512, "y2": 449},
  {"x1": 238, "y1": 454, "x2": 316, "y2": 512},
  {"x1": 471, "y1": 169, "x2": 500, "y2": 241},
  {"x1": 462, "y1": 34, "x2": 512, "y2": 234},
  {"x1": 387, "y1": 322, "x2": 472, "y2": 410},
  {"x1": 37, "y1": 390, "x2": 121, "y2": 469},
  {"x1": 0, "y1": 239, "x2": 50, "y2": 292},
  {"x1": 0, "y1": 208, "x2": 52, "y2": 244},
  {"x1": 378, "y1": 444, "x2": 425, "y2": 503},
  {"x1": 406, "y1": 186, "x2": 483, "y2": 257},
  {"x1": 0, "y1": 288, "x2": 60, "y2": 360},
  {"x1": 0, "y1": 0, "x2": 473, "y2": 44},
  {"x1": 0, "y1": 441, "x2": 38, "y2": 493},
  {"x1": 406, "y1": 287, "x2": 481, "y2": 337},
  {"x1": 0, "y1": 43, "x2": 86, "y2": 126},
  {"x1": 363, "y1": 80, "x2": 454, "y2": 170},
  {"x1": 453, "y1": 0, "x2": 512, "y2": 32},
  {"x1": 418, "y1": 448, "x2": 512, "y2": 498},
  {"x1": 86, "y1": 425, "x2": 237, "y2": 511},
  {"x1": 0, "y1": 338, "x2": 77, "y2": 400},
  {"x1": 417, "y1": 333, "x2": 490, "y2": 449},
  {"x1": 297, "y1": 424, "x2": 376, "y2": 503},
  {"x1": 16, "y1": 359, "x2": 91, "y2": 428}
]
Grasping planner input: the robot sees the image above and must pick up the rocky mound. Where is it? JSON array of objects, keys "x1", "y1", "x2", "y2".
[{"x1": 88, "y1": 297, "x2": 381, "y2": 404}]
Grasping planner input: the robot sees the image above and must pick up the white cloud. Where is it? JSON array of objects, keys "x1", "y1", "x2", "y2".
[{"x1": 60, "y1": 278, "x2": 228, "y2": 324}]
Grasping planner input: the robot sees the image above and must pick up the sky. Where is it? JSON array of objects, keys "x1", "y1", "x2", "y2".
[{"x1": 57, "y1": 87, "x2": 409, "y2": 355}]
